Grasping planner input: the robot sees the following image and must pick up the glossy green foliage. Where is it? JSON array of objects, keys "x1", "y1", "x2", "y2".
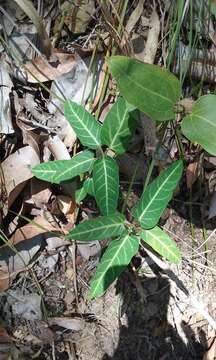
[
  {"x1": 83, "y1": 177, "x2": 94, "y2": 196},
  {"x1": 75, "y1": 178, "x2": 94, "y2": 204},
  {"x1": 132, "y1": 160, "x2": 183, "y2": 229},
  {"x1": 64, "y1": 100, "x2": 101, "y2": 149},
  {"x1": 93, "y1": 156, "x2": 119, "y2": 215},
  {"x1": 181, "y1": 95, "x2": 216, "y2": 155},
  {"x1": 32, "y1": 150, "x2": 94, "y2": 184},
  {"x1": 107, "y1": 56, "x2": 181, "y2": 121},
  {"x1": 140, "y1": 226, "x2": 181, "y2": 264},
  {"x1": 101, "y1": 97, "x2": 139, "y2": 154},
  {"x1": 90, "y1": 231, "x2": 139, "y2": 298},
  {"x1": 66, "y1": 213, "x2": 125, "y2": 241}
]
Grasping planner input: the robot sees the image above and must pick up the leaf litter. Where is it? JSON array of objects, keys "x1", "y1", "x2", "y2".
[{"x1": 0, "y1": 1, "x2": 216, "y2": 359}]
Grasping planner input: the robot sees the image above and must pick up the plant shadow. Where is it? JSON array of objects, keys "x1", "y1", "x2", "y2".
[{"x1": 101, "y1": 263, "x2": 208, "y2": 360}]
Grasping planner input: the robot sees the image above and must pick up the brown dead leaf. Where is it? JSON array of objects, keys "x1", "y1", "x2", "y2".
[
  {"x1": 203, "y1": 337, "x2": 216, "y2": 360},
  {"x1": 57, "y1": 195, "x2": 76, "y2": 219},
  {"x1": 48, "y1": 317, "x2": 84, "y2": 331},
  {"x1": 28, "y1": 178, "x2": 52, "y2": 209},
  {"x1": 0, "y1": 216, "x2": 61, "y2": 291},
  {"x1": 2, "y1": 146, "x2": 40, "y2": 210},
  {"x1": 186, "y1": 162, "x2": 199, "y2": 189},
  {"x1": 23, "y1": 49, "x2": 77, "y2": 83}
]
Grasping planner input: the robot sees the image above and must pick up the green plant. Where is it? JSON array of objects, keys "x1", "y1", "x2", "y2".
[
  {"x1": 33, "y1": 54, "x2": 216, "y2": 299},
  {"x1": 107, "y1": 56, "x2": 216, "y2": 155},
  {"x1": 32, "y1": 89, "x2": 183, "y2": 298}
]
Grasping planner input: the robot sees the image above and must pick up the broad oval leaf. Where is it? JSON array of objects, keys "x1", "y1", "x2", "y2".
[
  {"x1": 181, "y1": 95, "x2": 216, "y2": 156},
  {"x1": 93, "y1": 156, "x2": 119, "y2": 215},
  {"x1": 32, "y1": 150, "x2": 94, "y2": 184},
  {"x1": 101, "y1": 97, "x2": 139, "y2": 154},
  {"x1": 140, "y1": 226, "x2": 181, "y2": 264},
  {"x1": 90, "y1": 231, "x2": 139, "y2": 298},
  {"x1": 132, "y1": 160, "x2": 183, "y2": 229},
  {"x1": 65, "y1": 213, "x2": 125, "y2": 241},
  {"x1": 64, "y1": 100, "x2": 101, "y2": 149},
  {"x1": 107, "y1": 56, "x2": 181, "y2": 121}
]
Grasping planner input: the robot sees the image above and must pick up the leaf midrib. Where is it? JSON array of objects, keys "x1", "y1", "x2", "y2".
[
  {"x1": 114, "y1": 62, "x2": 174, "y2": 105},
  {"x1": 55, "y1": 156, "x2": 93, "y2": 182},
  {"x1": 68, "y1": 102, "x2": 101, "y2": 146},
  {"x1": 109, "y1": 104, "x2": 129, "y2": 150},
  {"x1": 102, "y1": 156, "x2": 109, "y2": 213},
  {"x1": 91, "y1": 233, "x2": 130, "y2": 296},
  {"x1": 192, "y1": 114, "x2": 216, "y2": 129},
  {"x1": 137, "y1": 163, "x2": 180, "y2": 222},
  {"x1": 72, "y1": 220, "x2": 123, "y2": 237},
  {"x1": 142, "y1": 228, "x2": 179, "y2": 261}
]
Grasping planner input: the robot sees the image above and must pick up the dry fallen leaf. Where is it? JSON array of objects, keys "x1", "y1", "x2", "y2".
[
  {"x1": 0, "y1": 60, "x2": 14, "y2": 134},
  {"x1": 48, "y1": 317, "x2": 84, "y2": 331},
  {"x1": 22, "y1": 49, "x2": 77, "y2": 83},
  {"x1": 2, "y1": 145, "x2": 40, "y2": 210},
  {"x1": 0, "y1": 216, "x2": 62, "y2": 291}
]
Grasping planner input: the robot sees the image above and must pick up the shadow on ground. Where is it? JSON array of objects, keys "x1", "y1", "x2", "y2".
[{"x1": 101, "y1": 263, "x2": 208, "y2": 360}]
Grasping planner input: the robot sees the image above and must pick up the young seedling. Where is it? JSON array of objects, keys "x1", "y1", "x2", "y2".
[{"x1": 35, "y1": 55, "x2": 216, "y2": 298}]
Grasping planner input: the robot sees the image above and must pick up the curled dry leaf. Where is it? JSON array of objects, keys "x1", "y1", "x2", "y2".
[
  {"x1": 57, "y1": 195, "x2": 76, "y2": 216},
  {"x1": 21, "y1": 49, "x2": 77, "y2": 83},
  {"x1": 2, "y1": 146, "x2": 40, "y2": 210},
  {"x1": 0, "y1": 216, "x2": 61, "y2": 291}
]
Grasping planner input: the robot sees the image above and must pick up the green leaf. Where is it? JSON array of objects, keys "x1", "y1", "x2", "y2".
[
  {"x1": 210, "y1": 0, "x2": 216, "y2": 18},
  {"x1": 64, "y1": 100, "x2": 101, "y2": 149},
  {"x1": 107, "y1": 56, "x2": 181, "y2": 121},
  {"x1": 83, "y1": 177, "x2": 94, "y2": 196},
  {"x1": 140, "y1": 226, "x2": 181, "y2": 264},
  {"x1": 90, "y1": 231, "x2": 139, "y2": 298},
  {"x1": 101, "y1": 97, "x2": 139, "y2": 154},
  {"x1": 75, "y1": 178, "x2": 95, "y2": 204},
  {"x1": 75, "y1": 186, "x2": 87, "y2": 204},
  {"x1": 93, "y1": 156, "x2": 119, "y2": 215},
  {"x1": 132, "y1": 160, "x2": 183, "y2": 229},
  {"x1": 181, "y1": 95, "x2": 216, "y2": 156},
  {"x1": 32, "y1": 150, "x2": 94, "y2": 184},
  {"x1": 65, "y1": 213, "x2": 125, "y2": 241}
]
